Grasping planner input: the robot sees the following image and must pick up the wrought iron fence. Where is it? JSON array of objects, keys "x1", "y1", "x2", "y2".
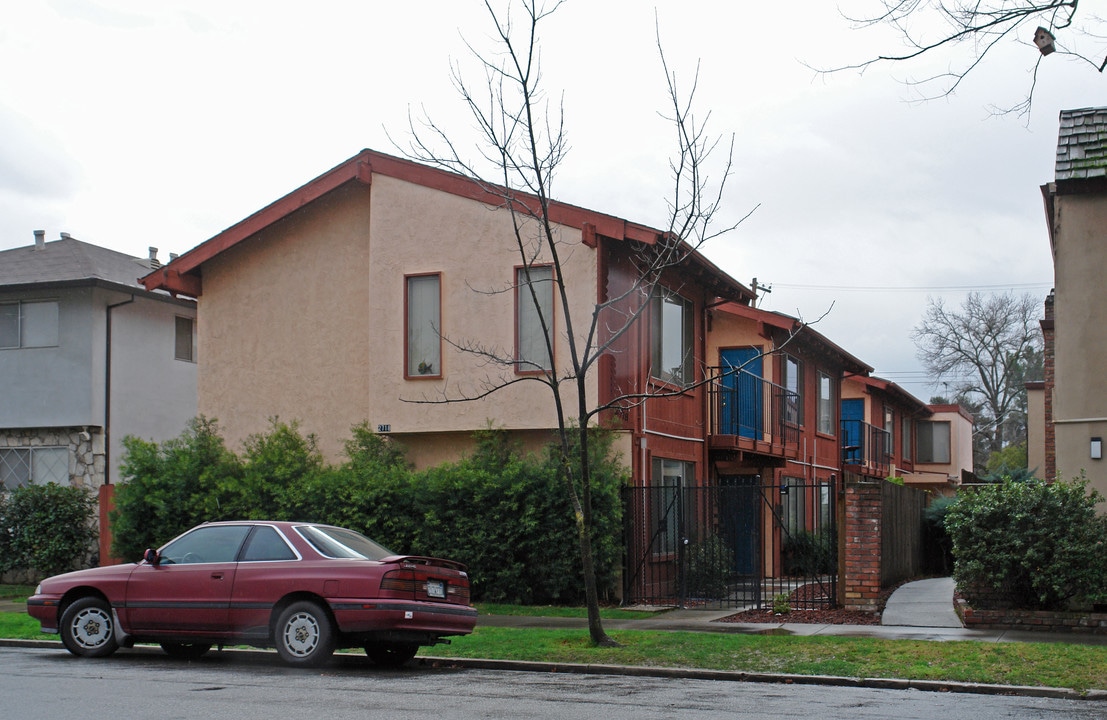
[{"x1": 622, "y1": 478, "x2": 837, "y2": 611}]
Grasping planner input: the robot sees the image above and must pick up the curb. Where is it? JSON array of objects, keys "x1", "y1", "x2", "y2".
[{"x1": 3, "y1": 639, "x2": 1103, "y2": 701}]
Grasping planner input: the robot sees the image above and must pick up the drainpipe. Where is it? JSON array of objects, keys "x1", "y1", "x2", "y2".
[{"x1": 105, "y1": 295, "x2": 136, "y2": 484}]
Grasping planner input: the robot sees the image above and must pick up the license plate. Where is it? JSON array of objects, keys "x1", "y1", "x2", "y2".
[{"x1": 426, "y1": 579, "x2": 445, "y2": 599}]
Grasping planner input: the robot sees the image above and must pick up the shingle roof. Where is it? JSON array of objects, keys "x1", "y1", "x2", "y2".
[
  {"x1": 1056, "y1": 107, "x2": 1107, "y2": 181},
  {"x1": 0, "y1": 235, "x2": 155, "y2": 289}
]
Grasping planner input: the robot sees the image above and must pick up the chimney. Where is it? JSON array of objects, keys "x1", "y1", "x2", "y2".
[
  {"x1": 34, "y1": 230, "x2": 45, "y2": 249},
  {"x1": 148, "y1": 247, "x2": 161, "y2": 269},
  {"x1": 60, "y1": 232, "x2": 72, "y2": 241}
]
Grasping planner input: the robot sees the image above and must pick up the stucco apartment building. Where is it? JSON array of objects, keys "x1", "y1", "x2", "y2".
[
  {"x1": 141, "y1": 149, "x2": 977, "y2": 606},
  {"x1": 1034, "y1": 107, "x2": 1107, "y2": 499},
  {"x1": 140, "y1": 149, "x2": 755, "y2": 495}
]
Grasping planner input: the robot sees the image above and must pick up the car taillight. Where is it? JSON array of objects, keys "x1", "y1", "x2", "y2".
[{"x1": 380, "y1": 569, "x2": 416, "y2": 594}]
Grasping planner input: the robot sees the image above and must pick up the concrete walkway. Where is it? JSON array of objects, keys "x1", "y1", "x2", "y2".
[{"x1": 881, "y1": 577, "x2": 963, "y2": 628}]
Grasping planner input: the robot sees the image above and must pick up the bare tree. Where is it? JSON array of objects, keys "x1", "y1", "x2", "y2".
[
  {"x1": 396, "y1": 1, "x2": 752, "y2": 646},
  {"x1": 824, "y1": 1, "x2": 1103, "y2": 116},
  {"x1": 913, "y1": 291, "x2": 1043, "y2": 466}
]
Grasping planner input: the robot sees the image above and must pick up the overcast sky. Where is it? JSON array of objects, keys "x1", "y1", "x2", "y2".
[{"x1": 3, "y1": 1, "x2": 1103, "y2": 397}]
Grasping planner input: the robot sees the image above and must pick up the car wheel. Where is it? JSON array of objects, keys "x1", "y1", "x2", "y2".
[
  {"x1": 365, "y1": 642, "x2": 419, "y2": 668},
  {"x1": 59, "y1": 597, "x2": 119, "y2": 658},
  {"x1": 274, "y1": 601, "x2": 335, "y2": 667},
  {"x1": 160, "y1": 642, "x2": 212, "y2": 659}
]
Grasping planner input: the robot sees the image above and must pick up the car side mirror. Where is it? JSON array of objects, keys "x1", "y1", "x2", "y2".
[{"x1": 143, "y1": 548, "x2": 161, "y2": 566}]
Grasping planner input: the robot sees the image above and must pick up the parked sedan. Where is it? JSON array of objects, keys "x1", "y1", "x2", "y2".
[{"x1": 27, "y1": 521, "x2": 477, "y2": 667}]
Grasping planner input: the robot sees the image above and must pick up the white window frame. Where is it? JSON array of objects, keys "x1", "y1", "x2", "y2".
[
  {"x1": 0, "y1": 446, "x2": 69, "y2": 489},
  {"x1": 0, "y1": 300, "x2": 59, "y2": 349}
]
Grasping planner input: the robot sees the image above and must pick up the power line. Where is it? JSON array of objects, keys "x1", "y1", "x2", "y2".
[{"x1": 769, "y1": 282, "x2": 1051, "y2": 293}]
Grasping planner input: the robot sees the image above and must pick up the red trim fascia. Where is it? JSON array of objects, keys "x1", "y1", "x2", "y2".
[{"x1": 140, "y1": 148, "x2": 745, "y2": 300}]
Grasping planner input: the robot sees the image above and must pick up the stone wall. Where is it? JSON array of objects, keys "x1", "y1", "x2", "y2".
[{"x1": 0, "y1": 426, "x2": 105, "y2": 488}]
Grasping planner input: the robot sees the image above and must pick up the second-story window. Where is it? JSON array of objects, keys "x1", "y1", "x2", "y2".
[
  {"x1": 515, "y1": 265, "x2": 554, "y2": 373},
  {"x1": 651, "y1": 289, "x2": 693, "y2": 386},
  {"x1": 817, "y1": 371, "x2": 834, "y2": 435},
  {"x1": 405, "y1": 273, "x2": 441, "y2": 378},
  {"x1": 782, "y1": 354, "x2": 803, "y2": 425},
  {"x1": 884, "y1": 405, "x2": 895, "y2": 457},
  {"x1": 902, "y1": 416, "x2": 913, "y2": 461},
  {"x1": 0, "y1": 300, "x2": 59, "y2": 349},
  {"x1": 175, "y1": 316, "x2": 196, "y2": 362},
  {"x1": 917, "y1": 420, "x2": 951, "y2": 463}
]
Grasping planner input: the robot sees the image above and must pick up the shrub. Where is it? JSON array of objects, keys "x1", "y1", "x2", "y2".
[
  {"x1": 0, "y1": 482, "x2": 98, "y2": 579},
  {"x1": 685, "y1": 535, "x2": 735, "y2": 599},
  {"x1": 945, "y1": 476, "x2": 1107, "y2": 610},
  {"x1": 111, "y1": 416, "x2": 242, "y2": 560},
  {"x1": 782, "y1": 528, "x2": 836, "y2": 576},
  {"x1": 109, "y1": 418, "x2": 627, "y2": 605}
]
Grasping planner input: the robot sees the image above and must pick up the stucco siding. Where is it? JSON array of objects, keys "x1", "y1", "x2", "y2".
[
  {"x1": 198, "y1": 174, "x2": 600, "y2": 464},
  {"x1": 199, "y1": 182, "x2": 375, "y2": 460},
  {"x1": 1051, "y1": 192, "x2": 1107, "y2": 495}
]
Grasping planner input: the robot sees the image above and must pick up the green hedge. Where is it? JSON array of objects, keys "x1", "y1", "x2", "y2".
[
  {"x1": 946, "y1": 477, "x2": 1107, "y2": 610},
  {"x1": 0, "y1": 482, "x2": 98, "y2": 578},
  {"x1": 111, "y1": 418, "x2": 625, "y2": 605}
]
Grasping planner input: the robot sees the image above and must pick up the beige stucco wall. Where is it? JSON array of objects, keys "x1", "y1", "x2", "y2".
[
  {"x1": 1051, "y1": 192, "x2": 1107, "y2": 496},
  {"x1": 704, "y1": 311, "x2": 773, "y2": 382},
  {"x1": 198, "y1": 175, "x2": 599, "y2": 464}
]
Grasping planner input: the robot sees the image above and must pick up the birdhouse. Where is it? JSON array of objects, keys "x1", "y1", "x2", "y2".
[{"x1": 1033, "y1": 26, "x2": 1055, "y2": 56}]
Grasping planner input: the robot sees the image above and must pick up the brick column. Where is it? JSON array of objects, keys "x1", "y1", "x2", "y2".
[
  {"x1": 842, "y1": 478, "x2": 883, "y2": 611},
  {"x1": 1042, "y1": 292, "x2": 1056, "y2": 481}
]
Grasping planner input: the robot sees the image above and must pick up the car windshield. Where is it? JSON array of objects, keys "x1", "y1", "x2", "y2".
[{"x1": 297, "y1": 525, "x2": 395, "y2": 560}]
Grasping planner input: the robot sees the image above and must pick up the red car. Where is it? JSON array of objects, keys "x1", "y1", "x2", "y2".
[{"x1": 27, "y1": 521, "x2": 477, "y2": 667}]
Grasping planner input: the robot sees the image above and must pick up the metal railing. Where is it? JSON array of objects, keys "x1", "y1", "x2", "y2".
[
  {"x1": 840, "y1": 419, "x2": 892, "y2": 477},
  {"x1": 707, "y1": 367, "x2": 800, "y2": 452},
  {"x1": 622, "y1": 479, "x2": 838, "y2": 610}
]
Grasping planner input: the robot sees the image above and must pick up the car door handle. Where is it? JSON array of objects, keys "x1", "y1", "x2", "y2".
[{"x1": 211, "y1": 572, "x2": 224, "y2": 580}]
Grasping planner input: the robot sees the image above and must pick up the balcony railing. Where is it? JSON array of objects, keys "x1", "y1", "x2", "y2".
[
  {"x1": 708, "y1": 367, "x2": 800, "y2": 455},
  {"x1": 840, "y1": 419, "x2": 892, "y2": 477}
]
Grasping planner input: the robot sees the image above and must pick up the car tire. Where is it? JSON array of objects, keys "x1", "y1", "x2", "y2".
[
  {"x1": 365, "y1": 642, "x2": 419, "y2": 668},
  {"x1": 59, "y1": 597, "x2": 119, "y2": 658},
  {"x1": 160, "y1": 642, "x2": 212, "y2": 659},
  {"x1": 274, "y1": 601, "x2": 335, "y2": 667}
]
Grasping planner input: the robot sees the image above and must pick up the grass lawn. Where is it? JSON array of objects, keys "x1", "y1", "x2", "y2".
[{"x1": 4, "y1": 584, "x2": 1104, "y2": 693}]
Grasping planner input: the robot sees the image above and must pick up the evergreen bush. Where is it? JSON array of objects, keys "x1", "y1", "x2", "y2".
[
  {"x1": 0, "y1": 482, "x2": 98, "y2": 579},
  {"x1": 946, "y1": 476, "x2": 1107, "y2": 610}
]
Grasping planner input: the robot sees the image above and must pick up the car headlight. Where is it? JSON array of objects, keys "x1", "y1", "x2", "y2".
[{"x1": 34, "y1": 584, "x2": 42, "y2": 595}]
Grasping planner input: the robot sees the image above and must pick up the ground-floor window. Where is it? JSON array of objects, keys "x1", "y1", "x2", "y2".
[
  {"x1": 650, "y1": 457, "x2": 694, "y2": 554},
  {"x1": 0, "y1": 446, "x2": 69, "y2": 489}
]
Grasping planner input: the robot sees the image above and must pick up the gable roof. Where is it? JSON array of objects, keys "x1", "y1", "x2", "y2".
[
  {"x1": 1056, "y1": 107, "x2": 1107, "y2": 181},
  {"x1": 140, "y1": 149, "x2": 756, "y2": 304},
  {"x1": 847, "y1": 374, "x2": 931, "y2": 416},
  {"x1": 0, "y1": 235, "x2": 158, "y2": 292},
  {"x1": 714, "y1": 301, "x2": 872, "y2": 374}
]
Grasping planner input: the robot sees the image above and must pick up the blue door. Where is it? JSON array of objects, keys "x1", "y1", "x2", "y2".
[
  {"x1": 720, "y1": 348, "x2": 762, "y2": 439},
  {"x1": 841, "y1": 399, "x2": 863, "y2": 463}
]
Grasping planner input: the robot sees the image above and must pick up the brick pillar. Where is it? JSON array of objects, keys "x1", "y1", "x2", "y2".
[
  {"x1": 97, "y1": 484, "x2": 122, "y2": 566},
  {"x1": 842, "y1": 478, "x2": 883, "y2": 611},
  {"x1": 1042, "y1": 291, "x2": 1056, "y2": 481}
]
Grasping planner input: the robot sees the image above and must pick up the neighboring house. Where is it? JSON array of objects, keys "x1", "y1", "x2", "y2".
[
  {"x1": 0, "y1": 232, "x2": 197, "y2": 558},
  {"x1": 1039, "y1": 107, "x2": 1107, "y2": 498},
  {"x1": 139, "y1": 148, "x2": 754, "y2": 492},
  {"x1": 840, "y1": 376, "x2": 972, "y2": 496}
]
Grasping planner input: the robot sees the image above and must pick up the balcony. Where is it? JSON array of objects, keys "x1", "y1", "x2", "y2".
[
  {"x1": 707, "y1": 366, "x2": 799, "y2": 461},
  {"x1": 840, "y1": 419, "x2": 892, "y2": 477}
]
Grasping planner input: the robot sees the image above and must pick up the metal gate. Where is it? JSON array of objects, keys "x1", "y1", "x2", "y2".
[{"x1": 622, "y1": 477, "x2": 837, "y2": 610}]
